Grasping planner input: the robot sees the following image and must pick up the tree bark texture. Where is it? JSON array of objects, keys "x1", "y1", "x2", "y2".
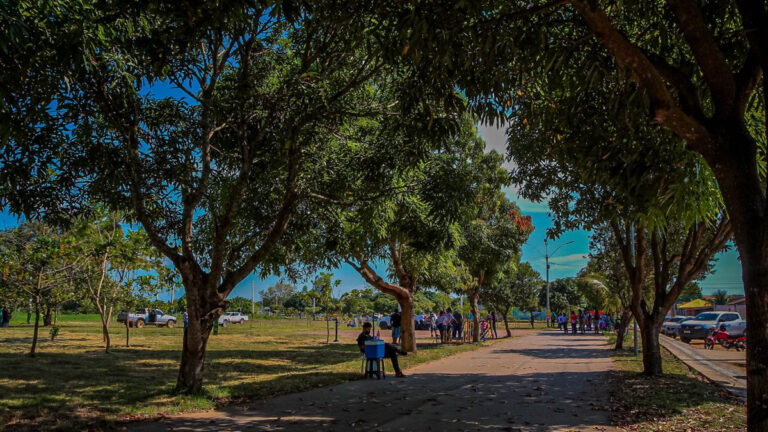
[
  {"x1": 571, "y1": 2, "x2": 767, "y2": 427},
  {"x1": 614, "y1": 309, "x2": 632, "y2": 351},
  {"x1": 640, "y1": 317, "x2": 664, "y2": 376},
  {"x1": 397, "y1": 294, "x2": 417, "y2": 353},
  {"x1": 29, "y1": 301, "x2": 40, "y2": 357},
  {"x1": 469, "y1": 288, "x2": 480, "y2": 343},
  {"x1": 503, "y1": 308, "x2": 512, "y2": 337},
  {"x1": 43, "y1": 307, "x2": 52, "y2": 327},
  {"x1": 125, "y1": 318, "x2": 130, "y2": 348},
  {"x1": 176, "y1": 276, "x2": 224, "y2": 393}
]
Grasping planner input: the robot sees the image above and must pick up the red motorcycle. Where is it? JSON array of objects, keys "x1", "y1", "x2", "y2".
[{"x1": 705, "y1": 326, "x2": 746, "y2": 351}]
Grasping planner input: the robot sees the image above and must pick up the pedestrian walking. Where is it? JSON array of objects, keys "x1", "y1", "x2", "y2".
[{"x1": 570, "y1": 311, "x2": 577, "y2": 334}]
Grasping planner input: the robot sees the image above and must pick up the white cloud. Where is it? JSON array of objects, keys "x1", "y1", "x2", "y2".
[{"x1": 548, "y1": 253, "x2": 589, "y2": 264}]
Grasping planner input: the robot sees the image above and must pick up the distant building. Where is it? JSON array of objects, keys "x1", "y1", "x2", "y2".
[
  {"x1": 675, "y1": 298, "x2": 713, "y2": 316},
  {"x1": 714, "y1": 296, "x2": 747, "y2": 319}
]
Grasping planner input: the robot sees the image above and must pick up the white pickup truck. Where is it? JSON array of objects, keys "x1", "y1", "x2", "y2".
[
  {"x1": 218, "y1": 311, "x2": 249, "y2": 327},
  {"x1": 678, "y1": 311, "x2": 742, "y2": 343},
  {"x1": 117, "y1": 308, "x2": 177, "y2": 328}
]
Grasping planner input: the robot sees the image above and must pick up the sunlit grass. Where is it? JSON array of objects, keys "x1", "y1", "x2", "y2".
[{"x1": 0, "y1": 315, "x2": 510, "y2": 430}]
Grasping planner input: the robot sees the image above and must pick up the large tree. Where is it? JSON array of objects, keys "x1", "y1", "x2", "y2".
[
  {"x1": 457, "y1": 197, "x2": 534, "y2": 342},
  {"x1": 482, "y1": 261, "x2": 542, "y2": 336},
  {"x1": 362, "y1": 2, "x2": 767, "y2": 426},
  {"x1": 320, "y1": 117, "x2": 493, "y2": 353},
  {"x1": 1, "y1": 2, "x2": 458, "y2": 392},
  {"x1": 581, "y1": 227, "x2": 636, "y2": 350}
]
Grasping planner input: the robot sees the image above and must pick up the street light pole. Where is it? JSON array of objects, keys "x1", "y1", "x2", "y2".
[
  {"x1": 544, "y1": 239, "x2": 574, "y2": 327},
  {"x1": 545, "y1": 239, "x2": 550, "y2": 327}
]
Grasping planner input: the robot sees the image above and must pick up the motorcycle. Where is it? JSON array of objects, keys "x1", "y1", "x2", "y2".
[{"x1": 705, "y1": 327, "x2": 746, "y2": 351}]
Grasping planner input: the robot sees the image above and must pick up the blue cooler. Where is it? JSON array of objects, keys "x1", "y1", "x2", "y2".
[{"x1": 364, "y1": 340, "x2": 385, "y2": 359}]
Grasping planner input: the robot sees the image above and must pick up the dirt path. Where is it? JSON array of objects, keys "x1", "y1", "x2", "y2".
[{"x1": 133, "y1": 331, "x2": 617, "y2": 431}]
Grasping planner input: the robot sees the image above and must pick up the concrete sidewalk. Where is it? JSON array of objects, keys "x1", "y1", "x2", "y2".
[
  {"x1": 132, "y1": 331, "x2": 618, "y2": 432},
  {"x1": 660, "y1": 334, "x2": 746, "y2": 401}
]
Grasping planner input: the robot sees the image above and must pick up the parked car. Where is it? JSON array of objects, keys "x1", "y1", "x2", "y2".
[
  {"x1": 679, "y1": 311, "x2": 742, "y2": 343},
  {"x1": 378, "y1": 315, "x2": 391, "y2": 329},
  {"x1": 218, "y1": 312, "x2": 249, "y2": 327},
  {"x1": 378, "y1": 314, "x2": 431, "y2": 330},
  {"x1": 661, "y1": 316, "x2": 692, "y2": 338},
  {"x1": 117, "y1": 308, "x2": 177, "y2": 328},
  {"x1": 720, "y1": 319, "x2": 747, "y2": 337}
]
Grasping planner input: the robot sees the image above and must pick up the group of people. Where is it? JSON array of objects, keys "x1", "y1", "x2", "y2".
[
  {"x1": 555, "y1": 310, "x2": 614, "y2": 334},
  {"x1": 425, "y1": 309, "x2": 500, "y2": 343},
  {"x1": 428, "y1": 308, "x2": 464, "y2": 343}
]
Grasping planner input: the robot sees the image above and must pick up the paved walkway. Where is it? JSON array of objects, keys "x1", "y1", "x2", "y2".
[
  {"x1": 134, "y1": 331, "x2": 618, "y2": 432},
  {"x1": 660, "y1": 334, "x2": 746, "y2": 401}
]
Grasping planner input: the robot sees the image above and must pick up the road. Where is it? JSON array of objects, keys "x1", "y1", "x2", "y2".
[
  {"x1": 659, "y1": 334, "x2": 746, "y2": 400},
  {"x1": 132, "y1": 331, "x2": 618, "y2": 432}
]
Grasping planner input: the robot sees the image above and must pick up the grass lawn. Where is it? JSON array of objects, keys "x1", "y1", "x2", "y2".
[
  {"x1": 0, "y1": 314, "x2": 508, "y2": 431},
  {"x1": 605, "y1": 333, "x2": 746, "y2": 431}
]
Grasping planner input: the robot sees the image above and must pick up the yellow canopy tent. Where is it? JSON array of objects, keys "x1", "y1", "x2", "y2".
[{"x1": 677, "y1": 298, "x2": 713, "y2": 309}]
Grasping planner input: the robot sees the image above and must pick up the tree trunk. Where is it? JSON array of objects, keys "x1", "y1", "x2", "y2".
[
  {"x1": 102, "y1": 319, "x2": 111, "y2": 354},
  {"x1": 177, "y1": 314, "x2": 214, "y2": 393},
  {"x1": 639, "y1": 316, "x2": 663, "y2": 376},
  {"x1": 503, "y1": 310, "x2": 511, "y2": 337},
  {"x1": 176, "y1": 281, "x2": 219, "y2": 394},
  {"x1": 125, "y1": 316, "x2": 130, "y2": 347},
  {"x1": 470, "y1": 289, "x2": 480, "y2": 343},
  {"x1": 614, "y1": 309, "x2": 632, "y2": 351},
  {"x1": 706, "y1": 131, "x2": 768, "y2": 431},
  {"x1": 43, "y1": 307, "x2": 52, "y2": 327},
  {"x1": 29, "y1": 300, "x2": 40, "y2": 357},
  {"x1": 397, "y1": 293, "x2": 417, "y2": 353}
]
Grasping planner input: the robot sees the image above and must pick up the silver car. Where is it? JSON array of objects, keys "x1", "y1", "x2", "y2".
[
  {"x1": 720, "y1": 319, "x2": 746, "y2": 337},
  {"x1": 661, "y1": 316, "x2": 691, "y2": 338}
]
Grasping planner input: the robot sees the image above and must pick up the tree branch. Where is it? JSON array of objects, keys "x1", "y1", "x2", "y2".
[{"x1": 667, "y1": 0, "x2": 736, "y2": 116}]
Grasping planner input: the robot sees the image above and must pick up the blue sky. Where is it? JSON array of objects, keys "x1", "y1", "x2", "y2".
[{"x1": 0, "y1": 114, "x2": 744, "y2": 303}]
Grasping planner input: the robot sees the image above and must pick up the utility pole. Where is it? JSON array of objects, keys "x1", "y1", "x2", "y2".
[
  {"x1": 251, "y1": 279, "x2": 255, "y2": 315},
  {"x1": 544, "y1": 239, "x2": 574, "y2": 327},
  {"x1": 545, "y1": 239, "x2": 550, "y2": 327}
]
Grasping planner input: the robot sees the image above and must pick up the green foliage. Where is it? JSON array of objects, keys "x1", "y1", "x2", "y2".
[
  {"x1": 713, "y1": 290, "x2": 730, "y2": 306},
  {"x1": 482, "y1": 262, "x2": 542, "y2": 314},
  {"x1": 539, "y1": 278, "x2": 585, "y2": 314},
  {"x1": 679, "y1": 283, "x2": 703, "y2": 303}
]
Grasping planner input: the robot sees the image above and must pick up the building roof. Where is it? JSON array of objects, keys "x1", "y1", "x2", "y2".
[{"x1": 677, "y1": 298, "x2": 713, "y2": 309}]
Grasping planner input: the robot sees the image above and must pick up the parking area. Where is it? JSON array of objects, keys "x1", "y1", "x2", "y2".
[{"x1": 660, "y1": 334, "x2": 746, "y2": 400}]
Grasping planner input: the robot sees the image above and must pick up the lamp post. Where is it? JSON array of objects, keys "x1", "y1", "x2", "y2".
[{"x1": 545, "y1": 239, "x2": 574, "y2": 327}]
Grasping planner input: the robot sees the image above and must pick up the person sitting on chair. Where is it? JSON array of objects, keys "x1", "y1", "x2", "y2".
[{"x1": 356, "y1": 322, "x2": 407, "y2": 377}]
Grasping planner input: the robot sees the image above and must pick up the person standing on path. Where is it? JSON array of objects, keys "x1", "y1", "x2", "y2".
[
  {"x1": 559, "y1": 313, "x2": 567, "y2": 334},
  {"x1": 570, "y1": 311, "x2": 577, "y2": 334},
  {"x1": 530, "y1": 313, "x2": 535, "y2": 329},
  {"x1": 390, "y1": 310, "x2": 402, "y2": 345},
  {"x1": 594, "y1": 310, "x2": 601, "y2": 334},
  {"x1": 428, "y1": 311, "x2": 437, "y2": 338},
  {"x1": 452, "y1": 309, "x2": 463, "y2": 341},
  {"x1": 578, "y1": 310, "x2": 585, "y2": 334}
]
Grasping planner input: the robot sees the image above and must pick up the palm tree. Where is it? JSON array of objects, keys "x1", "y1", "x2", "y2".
[{"x1": 713, "y1": 290, "x2": 730, "y2": 306}]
